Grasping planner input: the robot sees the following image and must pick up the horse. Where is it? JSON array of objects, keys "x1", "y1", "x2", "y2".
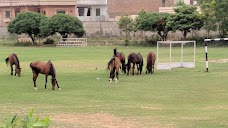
[
  {"x1": 146, "y1": 52, "x2": 156, "y2": 74},
  {"x1": 107, "y1": 57, "x2": 121, "y2": 82},
  {"x1": 5, "y1": 53, "x2": 21, "y2": 77},
  {"x1": 126, "y1": 53, "x2": 143, "y2": 76},
  {"x1": 113, "y1": 48, "x2": 126, "y2": 73},
  {"x1": 30, "y1": 60, "x2": 61, "y2": 90}
]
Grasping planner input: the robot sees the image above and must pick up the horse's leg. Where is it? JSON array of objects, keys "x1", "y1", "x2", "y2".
[
  {"x1": 33, "y1": 72, "x2": 39, "y2": 90},
  {"x1": 45, "y1": 75, "x2": 48, "y2": 89},
  {"x1": 56, "y1": 80, "x2": 61, "y2": 90},
  {"x1": 115, "y1": 67, "x2": 119, "y2": 82},
  {"x1": 10, "y1": 65, "x2": 13, "y2": 76},
  {"x1": 132, "y1": 63, "x2": 135, "y2": 75}
]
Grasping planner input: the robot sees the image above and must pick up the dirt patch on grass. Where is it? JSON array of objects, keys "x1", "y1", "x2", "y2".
[
  {"x1": 50, "y1": 112, "x2": 139, "y2": 128},
  {"x1": 203, "y1": 105, "x2": 228, "y2": 110},
  {"x1": 208, "y1": 59, "x2": 228, "y2": 63}
]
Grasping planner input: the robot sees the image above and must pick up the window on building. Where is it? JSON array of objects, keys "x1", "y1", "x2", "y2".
[
  {"x1": 87, "y1": 8, "x2": 91, "y2": 16},
  {"x1": 56, "y1": 10, "x2": 65, "y2": 14},
  {"x1": 78, "y1": 7, "x2": 84, "y2": 16},
  {"x1": 162, "y1": 0, "x2": 166, "y2": 7},
  {"x1": 15, "y1": 8, "x2": 20, "y2": 16},
  {"x1": 5, "y1": 10, "x2": 11, "y2": 18},
  {"x1": 96, "y1": 8, "x2": 100, "y2": 16}
]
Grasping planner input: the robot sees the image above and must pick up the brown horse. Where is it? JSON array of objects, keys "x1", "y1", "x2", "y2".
[
  {"x1": 113, "y1": 48, "x2": 126, "y2": 73},
  {"x1": 146, "y1": 52, "x2": 156, "y2": 74},
  {"x1": 126, "y1": 53, "x2": 143, "y2": 76},
  {"x1": 5, "y1": 53, "x2": 21, "y2": 77},
  {"x1": 107, "y1": 57, "x2": 121, "y2": 82},
  {"x1": 30, "y1": 60, "x2": 61, "y2": 90}
]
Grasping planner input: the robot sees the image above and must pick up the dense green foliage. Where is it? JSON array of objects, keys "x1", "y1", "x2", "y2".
[
  {"x1": 167, "y1": 3, "x2": 204, "y2": 39},
  {"x1": 49, "y1": 14, "x2": 85, "y2": 38},
  {"x1": 0, "y1": 45, "x2": 228, "y2": 127},
  {"x1": 7, "y1": 12, "x2": 46, "y2": 45},
  {"x1": 7, "y1": 12, "x2": 85, "y2": 45}
]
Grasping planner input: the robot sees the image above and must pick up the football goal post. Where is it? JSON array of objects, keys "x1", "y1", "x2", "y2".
[{"x1": 156, "y1": 41, "x2": 196, "y2": 70}]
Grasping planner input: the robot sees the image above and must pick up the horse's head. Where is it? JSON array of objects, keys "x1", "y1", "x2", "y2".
[
  {"x1": 16, "y1": 68, "x2": 21, "y2": 77},
  {"x1": 51, "y1": 78, "x2": 57, "y2": 90},
  {"x1": 147, "y1": 64, "x2": 152, "y2": 74}
]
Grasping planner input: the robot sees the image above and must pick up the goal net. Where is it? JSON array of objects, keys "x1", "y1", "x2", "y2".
[{"x1": 157, "y1": 41, "x2": 196, "y2": 70}]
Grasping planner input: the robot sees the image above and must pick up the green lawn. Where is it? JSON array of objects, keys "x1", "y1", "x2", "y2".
[{"x1": 0, "y1": 45, "x2": 228, "y2": 128}]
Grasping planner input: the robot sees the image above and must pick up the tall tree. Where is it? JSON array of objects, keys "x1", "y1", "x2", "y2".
[
  {"x1": 7, "y1": 12, "x2": 45, "y2": 45},
  {"x1": 215, "y1": 0, "x2": 228, "y2": 37},
  {"x1": 201, "y1": 0, "x2": 217, "y2": 38},
  {"x1": 49, "y1": 14, "x2": 85, "y2": 38},
  {"x1": 167, "y1": 3, "x2": 204, "y2": 39},
  {"x1": 136, "y1": 10, "x2": 170, "y2": 41},
  {"x1": 118, "y1": 14, "x2": 135, "y2": 44}
]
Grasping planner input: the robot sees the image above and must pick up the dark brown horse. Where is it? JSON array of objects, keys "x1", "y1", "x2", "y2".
[
  {"x1": 30, "y1": 60, "x2": 61, "y2": 90},
  {"x1": 5, "y1": 53, "x2": 21, "y2": 77},
  {"x1": 113, "y1": 48, "x2": 126, "y2": 73},
  {"x1": 107, "y1": 57, "x2": 121, "y2": 82},
  {"x1": 146, "y1": 52, "x2": 156, "y2": 74},
  {"x1": 126, "y1": 53, "x2": 143, "y2": 76}
]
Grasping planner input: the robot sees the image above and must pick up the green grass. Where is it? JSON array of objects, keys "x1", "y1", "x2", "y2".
[{"x1": 0, "y1": 45, "x2": 228, "y2": 128}]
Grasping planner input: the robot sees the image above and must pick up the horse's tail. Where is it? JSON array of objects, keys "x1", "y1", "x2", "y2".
[
  {"x1": 49, "y1": 62, "x2": 56, "y2": 80},
  {"x1": 5, "y1": 57, "x2": 9, "y2": 66},
  {"x1": 113, "y1": 48, "x2": 117, "y2": 56},
  {"x1": 107, "y1": 57, "x2": 115, "y2": 70}
]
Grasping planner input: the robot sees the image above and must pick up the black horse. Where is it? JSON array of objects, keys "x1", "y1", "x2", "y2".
[
  {"x1": 113, "y1": 48, "x2": 126, "y2": 73},
  {"x1": 126, "y1": 53, "x2": 143, "y2": 76}
]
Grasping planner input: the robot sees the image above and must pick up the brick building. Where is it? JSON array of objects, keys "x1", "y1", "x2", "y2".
[
  {"x1": 107, "y1": 0, "x2": 175, "y2": 18},
  {"x1": 0, "y1": 0, "x2": 77, "y2": 26}
]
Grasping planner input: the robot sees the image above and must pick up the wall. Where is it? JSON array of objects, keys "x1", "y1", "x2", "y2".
[{"x1": 107, "y1": 0, "x2": 174, "y2": 18}]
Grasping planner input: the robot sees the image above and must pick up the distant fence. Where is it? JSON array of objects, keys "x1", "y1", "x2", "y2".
[{"x1": 57, "y1": 38, "x2": 87, "y2": 47}]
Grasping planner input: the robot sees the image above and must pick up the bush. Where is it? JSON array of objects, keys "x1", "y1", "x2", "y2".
[{"x1": 43, "y1": 38, "x2": 55, "y2": 44}]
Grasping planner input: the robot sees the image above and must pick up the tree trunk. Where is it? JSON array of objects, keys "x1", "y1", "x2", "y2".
[{"x1": 29, "y1": 34, "x2": 35, "y2": 45}]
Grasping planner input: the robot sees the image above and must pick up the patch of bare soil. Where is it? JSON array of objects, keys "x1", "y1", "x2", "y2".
[
  {"x1": 203, "y1": 105, "x2": 228, "y2": 110},
  {"x1": 50, "y1": 112, "x2": 139, "y2": 128},
  {"x1": 208, "y1": 59, "x2": 228, "y2": 63}
]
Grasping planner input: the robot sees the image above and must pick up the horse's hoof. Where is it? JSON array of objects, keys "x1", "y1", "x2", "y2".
[
  {"x1": 115, "y1": 78, "x2": 118, "y2": 82},
  {"x1": 34, "y1": 87, "x2": 38, "y2": 90},
  {"x1": 59, "y1": 88, "x2": 62, "y2": 90}
]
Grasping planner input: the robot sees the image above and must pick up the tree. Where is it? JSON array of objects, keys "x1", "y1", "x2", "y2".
[
  {"x1": 201, "y1": 0, "x2": 217, "y2": 38},
  {"x1": 7, "y1": 12, "x2": 45, "y2": 45},
  {"x1": 136, "y1": 10, "x2": 170, "y2": 41},
  {"x1": 167, "y1": 3, "x2": 204, "y2": 39},
  {"x1": 215, "y1": 0, "x2": 228, "y2": 37},
  {"x1": 118, "y1": 14, "x2": 135, "y2": 44},
  {"x1": 49, "y1": 14, "x2": 85, "y2": 38}
]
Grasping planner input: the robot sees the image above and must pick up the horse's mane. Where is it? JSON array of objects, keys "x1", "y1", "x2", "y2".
[
  {"x1": 13, "y1": 53, "x2": 21, "y2": 69},
  {"x1": 107, "y1": 57, "x2": 115, "y2": 70},
  {"x1": 49, "y1": 61, "x2": 56, "y2": 82}
]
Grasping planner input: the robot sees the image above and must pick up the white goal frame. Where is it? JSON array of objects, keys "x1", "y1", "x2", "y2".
[{"x1": 157, "y1": 41, "x2": 196, "y2": 70}]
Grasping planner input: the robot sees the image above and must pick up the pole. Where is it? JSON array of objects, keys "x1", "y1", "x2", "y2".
[{"x1": 205, "y1": 41, "x2": 209, "y2": 72}]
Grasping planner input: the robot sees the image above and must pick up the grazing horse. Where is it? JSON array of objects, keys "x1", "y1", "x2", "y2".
[
  {"x1": 5, "y1": 53, "x2": 21, "y2": 77},
  {"x1": 113, "y1": 48, "x2": 126, "y2": 73},
  {"x1": 126, "y1": 53, "x2": 143, "y2": 76},
  {"x1": 146, "y1": 52, "x2": 156, "y2": 74},
  {"x1": 107, "y1": 57, "x2": 121, "y2": 82},
  {"x1": 30, "y1": 60, "x2": 61, "y2": 90}
]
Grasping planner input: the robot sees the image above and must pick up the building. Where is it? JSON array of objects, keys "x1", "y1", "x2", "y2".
[
  {"x1": 77, "y1": 0, "x2": 108, "y2": 21},
  {"x1": 0, "y1": 0, "x2": 77, "y2": 26},
  {"x1": 108, "y1": 0, "x2": 196, "y2": 18}
]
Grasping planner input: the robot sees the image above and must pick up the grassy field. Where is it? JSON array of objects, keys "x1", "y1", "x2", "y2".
[{"x1": 0, "y1": 45, "x2": 228, "y2": 128}]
